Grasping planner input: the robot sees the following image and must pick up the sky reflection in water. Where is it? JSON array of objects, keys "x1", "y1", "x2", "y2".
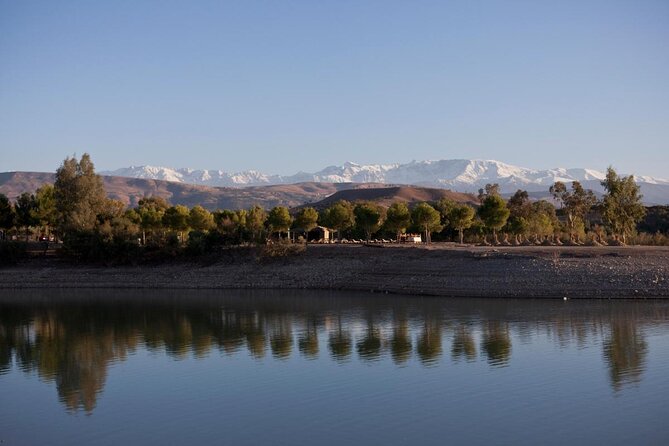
[{"x1": 1, "y1": 290, "x2": 668, "y2": 445}]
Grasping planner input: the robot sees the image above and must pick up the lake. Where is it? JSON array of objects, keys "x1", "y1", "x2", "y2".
[{"x1": 1, "y1": 289, "x2": 668, "y2": 445}]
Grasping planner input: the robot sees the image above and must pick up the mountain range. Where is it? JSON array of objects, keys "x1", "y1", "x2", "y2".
[
  {"x1": 1, "y1": 171, "x2": 478, "y2": 210},
  {"x1": 102, "y1": 159, "x2": 669, "y2": 204}
]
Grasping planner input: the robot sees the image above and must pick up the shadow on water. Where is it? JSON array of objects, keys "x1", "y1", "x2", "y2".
[{"x1": 1, "y1": 289, "x2": 667, "y2": 413}]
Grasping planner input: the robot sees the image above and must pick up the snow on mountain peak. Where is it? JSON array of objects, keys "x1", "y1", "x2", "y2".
[{"x1": 100, "y1": 159, "x2": 669, "y2": 204}]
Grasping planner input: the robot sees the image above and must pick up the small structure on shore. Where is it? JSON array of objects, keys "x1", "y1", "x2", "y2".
[
  {"x1": 309, "y1": 226, "x2": 334, "y2": 243},
  {"x1": 291, "y1": 225, "x2": 334, "y2": 243},
  {"x1": 399, "y1": 233, "x2": 422, "y2": 243}
]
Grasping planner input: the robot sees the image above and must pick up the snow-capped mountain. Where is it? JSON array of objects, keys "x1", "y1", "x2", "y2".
[{"x1": 102, "y1": 159, "x2": 669, "y2": 204}]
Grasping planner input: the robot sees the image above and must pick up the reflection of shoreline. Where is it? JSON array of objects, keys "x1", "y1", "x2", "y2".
[
  {"x1": 1, "y1": 292, "x2": 665, "y2": 412},
  {"x1": 1, "y1": 245, "x2": 669, "y2": 298}
]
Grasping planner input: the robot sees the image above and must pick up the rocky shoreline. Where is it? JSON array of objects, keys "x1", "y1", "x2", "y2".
[{"x1": 1, "y1": 244, "x2": 668, "y2": 298}]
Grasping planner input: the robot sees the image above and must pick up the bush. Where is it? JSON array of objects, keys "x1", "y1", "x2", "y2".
[
  {"x1": 0, "y1": 241, "x2": 28, "y2": 266},
  {"x1": 186, "y1": 230, "x2": 232, "y2": 256},
  {"x1": 257, "y1": 240, "x2": 305, "y2": 262},
  {"x1": 627, "y1": 232, "x2": 669, "y2": 246},
  {"x1": 61, "y1": 230, "x2": 142, "y2": 264}
]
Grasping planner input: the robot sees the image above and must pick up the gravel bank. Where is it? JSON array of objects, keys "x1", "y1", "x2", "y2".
[{"x1": 1, "y1": 244, "x2": 668, "y2": 298}]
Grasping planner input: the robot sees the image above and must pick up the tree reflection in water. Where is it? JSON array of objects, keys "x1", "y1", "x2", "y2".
[
  {"x1": 452, "y1": 325, "x2": 476, "y2": 362},
  {"x1": 270, "y1": 313, "x2": 293, "y2": 360},
  {"x1": 416, "y1": 317, "x2": 442, "y2": 366},
  {"x1": 356, "y1": 312, "x2": 382, "y2": 362},
  {"x1": 603, "y1": 317, "x2": 648, "y2": 391},
  {"x1": 328, "y1": 315, "x2": 352, "y2": 362},
  {"x1": 481, "y1": 321, "x2": 512, "y2": 367},
  {"x1": 0, "y1": 292, "x2": 664, "y2": 413},
  {"x1": 298, "y1": 314, "x2": 320, "y2": 359},
  {"x1": 389, "y1": 311, "x2": 412, "y2": 365}
]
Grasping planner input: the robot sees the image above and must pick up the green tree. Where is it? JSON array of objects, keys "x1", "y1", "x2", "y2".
[
  {"x1": 0, "y1": 193, "x2": 16, "y2": 239},
  {"x1": 97, "y1": 198, "x2": 126, "y2": 222},
  {"x1": 189, "y1": 205, "x2": 214, "y2": 231},
  {"x1": 506, "y1": 190, "x2": 531, "y2": 244},
  {"x1": 234, "y1": 209, "x2": 249, "y2": 242},
  {"x1": 54, "y1": 153, "x2": 106, "y2": 234},
  {"x1": 550, "y1": 181, "x2": 597, "y2": 243},
  {"x1": 411, "y1": 202, "x2": 442, "y2": 244},
  {"x1": 384, "y1": 201, "x2": 411, "y2": 242},
  {"x1": 448, "y1": 204, "x2": 475, "y2": 244},
  {"x1": 353, "y1": 202, "x2": 384, "y2": 242},
  {"x1": 137, "y1": 196, "x2": 169, "y2": 244},
  {"x1": 246, "y1": 205, "x2": 267, "y2": 243},
  {"x1": 267, "y1": 206, "x2": 292, "y2": 239},
  {"x1": 506, "y1": 216, "x2": 529, "y2": 244},
  {"x1": 527, "y1": 200, "x2": 559, "y2": 244},
  {"x1": 213, "y1": 209, "x2": 246, "y2": 243},
  {"x1": 162, "y1": 205, "x2": 190, "y2": 241},
  {"x1": 435, "y1": 198, "x2": 456, "y2": 228},
  {"x1": 293, "y1": 207, "x2": 319, "y2": 245},
  {"x1": 600, "y1": 167, "x2": 646, "y2": 244},
  {"x1": 507, "y1": 190, "x2": 531, "y2": 219},
  {"x1": 15, "y1": 192, "x2": 38, "y2": 241},
  {"x1": 320, "y1": 200, "x2": 355, "y2": 242},
  {"x1": 478, "y1": 183, "x2": 500, "y2": 203},
  {"x1": 477, "y1": 195, "x2": 510, "y2": 244},
  {"x1": 96, "y1": 199, "x2": 139, "y2": 242},
  {"x1": 33, "y1": 184, "x2": 57, "y2": 238}
]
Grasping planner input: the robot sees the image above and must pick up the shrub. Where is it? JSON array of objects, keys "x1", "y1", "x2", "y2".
[
  {"x1": 257, "y1": 240, "x2": 305, "y2": 262},
  {"x1": 61, "y1": 230, "x2": 142, "y2": 264}
]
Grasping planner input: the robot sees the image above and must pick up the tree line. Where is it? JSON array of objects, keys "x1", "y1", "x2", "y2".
[{"x1": 0, "y1": 154, "x2": 663, "y2": 262}]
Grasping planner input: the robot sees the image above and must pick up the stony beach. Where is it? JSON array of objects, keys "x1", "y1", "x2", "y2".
[{"x1": 1, "y1": 244, "x2": 668, "y2": 298}]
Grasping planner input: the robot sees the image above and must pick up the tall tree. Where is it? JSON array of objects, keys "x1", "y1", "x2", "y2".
[
  {"x1": 54, "y1": 153, "x2": 106, "y2": 234},
  {"x1": 267, "y1": 206, "x2": 292, "y2": 239},
  {"x1": 448, "y1": 204, "x2": 475, "y2": 244},
  {"x1": 213, "y1": 209, "x2": 242, "y2": 241},
  {"x1": 384, "y1": 201, "x2": 411, "y2": 242},
  {"x1": 411, "y1": 202, "x2": 442, "y2": 244},
  {"x1": 478, "y1": 183, "x2": 500, "y2": 203},
  {"x1": 293, "y1": 207, "x2": 319, "y2": 245},
  {"x1": 435, "y1": 198, "x2": 456, "y2": 228},
  {"x1": 600, "y1": 167, "x2": 646, "y2": 244},
  {"x1": 477, "y1": 195, "x2": 510, "y2": 244},
  {"x1": 506, "y1": 190, "x2": 531, "y2": 244},
  {"x1": 162, "y1": 205, "x2": 190, "y2": 241},
  {"x1": 319, "y1": 200, "x2": 355, "y2": 242},
  {"x1": 507, "y1": 190, "x2": 531, "y2": 219},
  {"x1": 15, "y1": 192, "x2": 38, "y2": 241},
  {"x1": 527, "y1": 200, "x2": 559, "y2": 244},
  {"x1": 33, "y1": 184, "x2": 57, "y2": 238},
  {"x1": 550, "y1": 181, "x2": 597, "y2": 243},
  {"x1": 189, "y1": 205, "x2": 215, "y2": 232},
  {"x1": 137, "y1": 196, "x2": 169, "y2": 244},
  {"x1": 354, "y1": 202, "x2": 384, "y2": 243},
  {"x1": 246, "y1": 205, "x2": 268, "y2": 243},
  {"x1": 0, "y1": 193, "x2": 16, "y2": 239}
]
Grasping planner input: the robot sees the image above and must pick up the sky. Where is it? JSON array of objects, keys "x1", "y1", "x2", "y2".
[{"x1": 1, "y1": 0, "x2": 668, "y2": 177}]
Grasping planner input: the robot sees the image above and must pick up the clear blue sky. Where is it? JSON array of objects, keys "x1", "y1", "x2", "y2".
[{"x1": 1, "y1": 0, "x2": 668, "y2": 177}]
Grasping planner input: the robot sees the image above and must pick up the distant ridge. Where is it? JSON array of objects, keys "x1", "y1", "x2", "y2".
[
  {"x1": 0, "y1": 172, "x2": 474, "y2": 210},
  {"x1": 302, "y1": 186, "x2": 478, "y2": 210},
  {"x1": 101, "y1": 158, "x2": 669, "y2": 205}
]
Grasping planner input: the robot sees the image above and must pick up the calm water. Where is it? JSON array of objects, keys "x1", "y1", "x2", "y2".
[{"x1": 1, "y1": 290, "x2": 668, "y2": 445}]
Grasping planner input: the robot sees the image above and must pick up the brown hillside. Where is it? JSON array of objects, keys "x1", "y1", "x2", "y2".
[
  {"x1": 0, "y1": 172, "x2": 357, "y2": 209},
  {"x1": 1, "y1": 172, "x2": 477, "y2": 210},
  {"x1": 302, "y1": 185, "x2": 478, "y2": 209}
]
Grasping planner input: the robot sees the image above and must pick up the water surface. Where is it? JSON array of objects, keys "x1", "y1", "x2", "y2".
[{"x1": 1, "y1": 290, "x2": 668, "y2": 445}]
